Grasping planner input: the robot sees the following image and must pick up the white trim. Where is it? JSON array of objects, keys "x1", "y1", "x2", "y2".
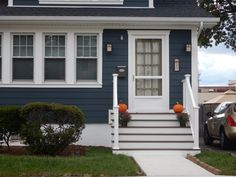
[
  {"x1": 39, "y1": 0, "x2": 124, "y2": 5},
  {"x1": 2, "y1": 32, "x2": 11, "y2": 84},
  {"x1": 11, "y1": 5, "x2": 149, "y2": 8},
  {"x1": 149, "y1": 0, "x2": 154, "y2": 8},
  {"x1": 0, "y1": 16, "x2": 220, "y2": 25},
  {"x1": 128, "y1": 30, "x2": 170, "y2": 113},
  {"x1": 0, "y1": 83, "x2": 103, "y2": 88},
  {"x1": 8, "y1": 0, "x2": 13, "y2": 7},
  {"x1": 191, "y1": 28, "x2": 198, "y2": 104}
]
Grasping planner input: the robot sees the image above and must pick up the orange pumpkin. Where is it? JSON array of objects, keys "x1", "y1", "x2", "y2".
[
  {"x1": 118, "y1": 102, "x2": 128, "y2": 113},
  {"x1": 173, "y1": 102, "x2": 184, "y2": 113}
]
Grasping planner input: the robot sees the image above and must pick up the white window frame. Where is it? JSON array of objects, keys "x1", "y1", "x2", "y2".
[
  {"x1": 43, "y1": 33, "x2": 67, "y2": 84},
  {"x1": 0, "y1": 30, "x2": 103, "y2": 88},
  {"x1": 39, "y1": 0, "x2": 124, "y2": 5},
  {"x1": 75, "y1": 33, "x2": 101, "y2": 85},
  {"x1": 11, "y1": 33, "x2": 35, "y2": 83}
]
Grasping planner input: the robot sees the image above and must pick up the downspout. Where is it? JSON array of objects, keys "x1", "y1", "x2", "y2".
[
  {"x1": 149, "y1": 0, "x2": 154, "y2": 8},
  {"x1": 8, "y1": 0, "x2": 13, "y2": 6},
  {"x1": 197, "y1": 21, "x2": 204, "y2": 39}
]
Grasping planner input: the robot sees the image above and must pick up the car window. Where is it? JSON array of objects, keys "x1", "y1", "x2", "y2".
[{"x1": 214, "y1": 102, "x2": 232, "y2": 114}]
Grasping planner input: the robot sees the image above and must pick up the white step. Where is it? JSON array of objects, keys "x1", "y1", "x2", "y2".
[
  {"x1": 118, "y1": 127, "x2": 192, "y2": 134},
  {"x1": 130, "y1": 113, "x2": 176, "y2": 120},
  {"x1": 112, "y1": 134, "x2": 193, "y2": 141},
  {"x1": 115, "y1": 141, "x2": 194, "y2": 149},
  {"x1": 128, "y1": 120, "x2": 180, "y2": 127}
]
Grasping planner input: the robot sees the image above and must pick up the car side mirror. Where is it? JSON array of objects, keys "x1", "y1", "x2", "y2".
[{"x1": 206, "y1": 112, "x2": 213, "y2": 117}]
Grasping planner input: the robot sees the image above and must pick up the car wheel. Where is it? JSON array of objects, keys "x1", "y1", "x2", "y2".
[
  {"x1": 220, "y1": 129, "x2": 230, "y2": 150},
  {"x1": 204, "y1": 126, "x2": 213, "y2": 145}
]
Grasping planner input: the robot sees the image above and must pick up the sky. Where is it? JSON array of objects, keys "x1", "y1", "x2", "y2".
[{"x1": 198, "y1": 45, "x2": 236, "y2": 86}]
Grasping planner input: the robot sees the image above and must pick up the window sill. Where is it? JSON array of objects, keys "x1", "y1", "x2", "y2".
[
  {"x1": 39, "y1": 0, "x2": 124, "y2": 5},
  {"x1": 0, "y1": 82, "x2": 103, "y2": 88}
]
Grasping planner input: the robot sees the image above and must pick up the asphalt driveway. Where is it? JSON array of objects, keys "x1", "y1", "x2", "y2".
[{"x1": 199, "y1": 137, "x2": 236, "y2": 155}]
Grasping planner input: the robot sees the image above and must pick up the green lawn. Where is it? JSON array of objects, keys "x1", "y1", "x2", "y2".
[
  {"x1": 0, "y1": 147, "x2": 140, "y2": 177},
  {"x1": 196, "y1": 150, "x2": 236, "y2": 175}
]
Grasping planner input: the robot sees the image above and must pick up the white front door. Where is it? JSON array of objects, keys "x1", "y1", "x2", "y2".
[{"x1": 128, "y1": 31, "x2": 170, "y2": 113}]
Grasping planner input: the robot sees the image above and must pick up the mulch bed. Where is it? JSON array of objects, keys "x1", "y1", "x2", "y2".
[{"x1": 0, "y1": 145, "x2": 86, "y2": 156}]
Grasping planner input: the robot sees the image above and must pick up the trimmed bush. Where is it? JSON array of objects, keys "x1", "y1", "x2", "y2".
[
  {"x1": 20, "y1": 102, "x2": 85, "y2": 155},
  {"x1": 0, "y1": 106, "x2": 24, "y2": 148}
]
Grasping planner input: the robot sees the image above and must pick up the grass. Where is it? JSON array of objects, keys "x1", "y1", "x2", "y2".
[
  {"x1": 196, "y1": 149, "x2": 236, "y2": 175},
  {"x1": 0, "y1": 147, "x2": 140, "y2": 177}
]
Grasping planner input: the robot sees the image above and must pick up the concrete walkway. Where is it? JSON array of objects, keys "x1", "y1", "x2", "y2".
[{"x1": 133, "y1": 155, "x2": 214, "y2": 176}]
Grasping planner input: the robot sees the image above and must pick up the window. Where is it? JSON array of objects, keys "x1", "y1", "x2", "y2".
[
  {"x1": 76, "y1": 34, "x2": 98, "y2": 81},
  {"x1": 12, "y1": 34, "x2": 34, "y2": 81},
  {"x1": 39, "y1": 0, "x2": 124, "y2": 5},
  {"x1": 135, "y1": 39, "x2": 162, "y2": 96},
  {"x1": 0, "y1": 35, "x2": 1, "y2": 81},
  {"x1": 44, "y1": 34, "x2": 65, "y2": 81}
]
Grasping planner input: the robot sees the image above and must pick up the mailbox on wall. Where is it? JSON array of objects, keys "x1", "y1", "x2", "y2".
[{"x1": 116, "y1": 66, "x2": 127, "y2": 78}]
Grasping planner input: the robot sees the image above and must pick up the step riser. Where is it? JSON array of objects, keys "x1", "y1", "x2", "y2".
[
  {"x1": 130, "y1": 114, "x2": 176, "y2": 120},
  {"x1": 118, "y1": 128, "x2": 191, "y2": 134},
  {"x1": 112, "y1": 135, "x2": 193, "y2": 141},
  {"x1": 113, "y1": 142, "x2": 194, "y2": 149},
  {"x1": 128, "y1": 121, "x2": 180, "y2": 127}
]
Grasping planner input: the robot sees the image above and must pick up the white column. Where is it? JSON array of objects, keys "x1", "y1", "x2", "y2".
[
  {"x1": 112, "y1": 74, "x2": 119, "y2": 150},
  {"x1": 149, "y1": 0, "x2": 154, "y2": 8},
  {"x1": 34, "y1": 32, "x2": 43, "y2": 84},
  {"x1": 2, "y1": 32, "x2": 11, "y2": 84},
  {"x1": 66, "y1": 32, "x2": 75, "y2": 84},
  {"x1": 191, "y1": 28, "x2": 199, "y2": 105}
]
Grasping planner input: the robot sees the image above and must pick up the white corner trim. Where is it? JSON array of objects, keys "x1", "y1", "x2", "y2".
[
  {"x1": 8, "y1": 0, "x2": 13, "y2": 7},
  {"x1": 39, "y1": 0, "x2": 124, "y2": 5},
  {"x1": 149, "y1": 0, "x2": 154, "y2": 8},
  {"x1": 191, "y1": 28, "x2": 198, "y2": 105}
]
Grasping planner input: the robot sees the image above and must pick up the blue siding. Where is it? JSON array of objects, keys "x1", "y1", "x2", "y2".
[
  {"x1": 0, "y1": 29, "x2": 191, "y2": 123},
  {"x1": 13, "y1": 0, "x2": 148, "y2": 7},
  {"x1": 169, "y1": 30, "x2": 192, "y2": 108},
  {"x1": 0, "y1": 29, "x2": 128, "y2": 124}
]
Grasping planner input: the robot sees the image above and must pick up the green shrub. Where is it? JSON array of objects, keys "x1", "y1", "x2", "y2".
[
  {"x1": 0, "y1": 106, "x2": 24, "y2": 148},
  {"x1": 20, "y1": 102, "x2": 85, "y2": 155}
]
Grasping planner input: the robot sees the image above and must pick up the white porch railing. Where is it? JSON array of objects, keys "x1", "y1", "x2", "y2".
[
  {"x1": 112, "y1": 74, "x2": 119, "y2": 149},
  {"x1": 182, "y1": 74, "x2": 200, "y2": 149}
]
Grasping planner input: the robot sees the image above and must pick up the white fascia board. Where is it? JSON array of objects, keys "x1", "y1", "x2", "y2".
[{"x1": 0, "y1": 16, "x2": 220, "y2": 26}]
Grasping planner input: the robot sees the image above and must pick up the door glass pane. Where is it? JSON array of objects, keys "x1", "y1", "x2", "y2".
[
  {"x1": 136, "y1": 79, "x2": 162, "y2": 96},
  {"x1": 136, "y1": 39, "x2": 162, "y2": 76}
]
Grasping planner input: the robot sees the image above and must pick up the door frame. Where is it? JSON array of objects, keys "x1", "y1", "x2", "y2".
[{"x1": 128, "y1": 30, "x2": 170, "y2": 113}]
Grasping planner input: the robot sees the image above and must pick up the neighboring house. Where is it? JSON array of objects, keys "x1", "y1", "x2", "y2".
[
  {"x1": 199, "y1": 86, "x2": 236, "y2": 104},
  {"x1": 0, "y1": 0, "x2": 218, "y2": 156}
]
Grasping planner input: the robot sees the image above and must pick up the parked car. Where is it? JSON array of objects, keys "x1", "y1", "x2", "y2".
[{"x1": 204, "y1": 101, "x2": 236, "y2": 149}]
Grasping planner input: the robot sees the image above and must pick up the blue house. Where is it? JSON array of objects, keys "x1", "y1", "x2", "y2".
[{"x1": 0, "y1": 0, "x2": 218, "y2": 155}]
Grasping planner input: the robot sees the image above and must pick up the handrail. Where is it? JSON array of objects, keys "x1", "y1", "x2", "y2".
[
  {"x1": 183, "y1": 74, "x2": 199, "y2": 149},
  {"x1": 112, "y1": 74, "x2": 119, "y2": 150}
]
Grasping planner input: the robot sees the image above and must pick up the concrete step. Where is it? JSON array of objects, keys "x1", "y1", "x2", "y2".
[
  {"x1": 128, "y1": 119, "x2": 180, "y2": 127},
  {"x1": 111, "y1": 134, "x2": 193, "y2": 141},
  {"x1": 117, "y1": 127, "x2": 192, "y2": 134},
  {"x1": 113, "y1": 141, "x2": 194, "y2": 149}
]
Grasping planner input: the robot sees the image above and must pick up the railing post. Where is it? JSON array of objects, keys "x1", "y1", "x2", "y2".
[
  {"x1": 193, "y1": 107, "x2": 199, "y2": 149},
  {"x1": 112, "y1": 74, "x2": 119, "y2": 150}
]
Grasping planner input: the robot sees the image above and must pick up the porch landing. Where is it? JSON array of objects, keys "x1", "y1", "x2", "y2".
[{"x1": 112, "y1": 113, "x2": 200, "y2": 156}]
